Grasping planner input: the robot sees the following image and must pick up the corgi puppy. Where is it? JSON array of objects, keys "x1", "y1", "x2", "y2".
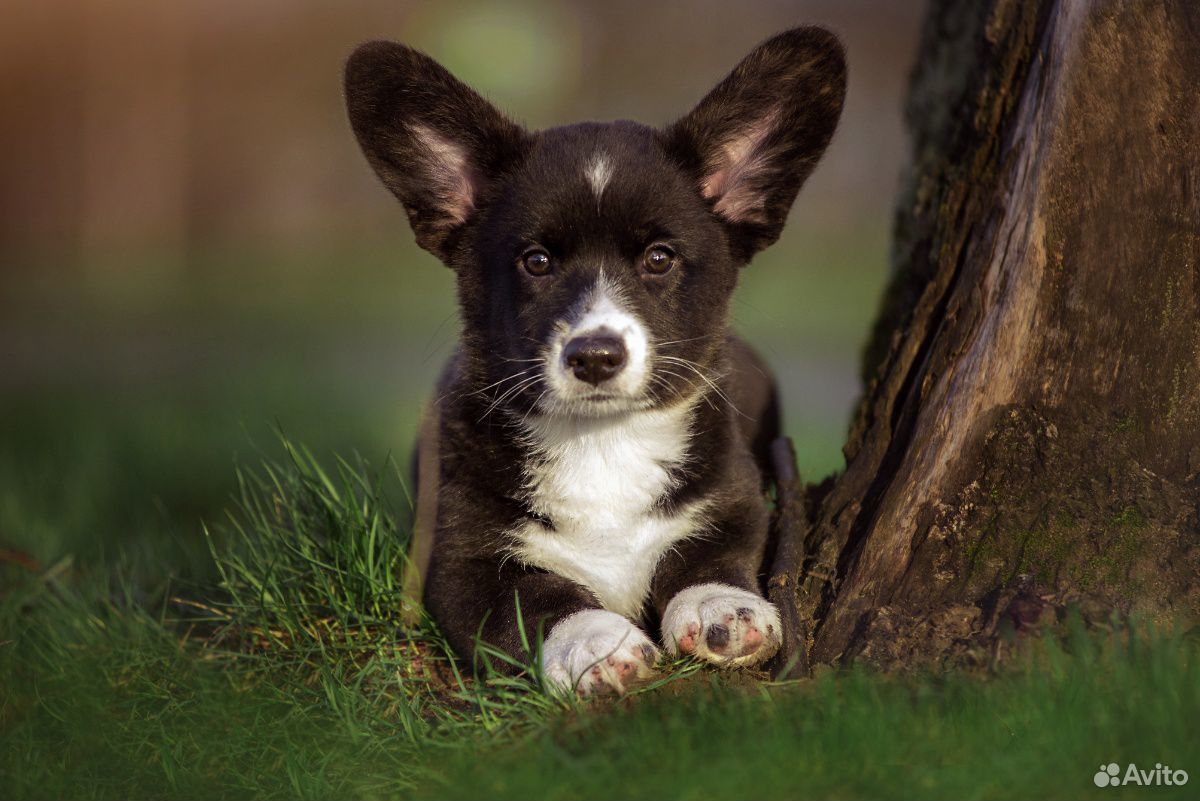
[{"x1": 344, "y1": 27, "x2": 845, "y2": 695}]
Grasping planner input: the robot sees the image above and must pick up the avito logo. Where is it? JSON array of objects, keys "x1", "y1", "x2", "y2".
[{"x1": 1093, "y1": 762, "x2": 1189, "y2": 788}]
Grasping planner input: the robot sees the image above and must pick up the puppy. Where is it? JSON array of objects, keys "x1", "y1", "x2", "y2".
[{"x1": 344, "y1": 27, "x2": 845, "y2": 695}]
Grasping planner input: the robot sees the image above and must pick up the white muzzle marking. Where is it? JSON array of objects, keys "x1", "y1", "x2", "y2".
[{"x1": 542, "y1": 272, "x2": 649, "y2": 415}]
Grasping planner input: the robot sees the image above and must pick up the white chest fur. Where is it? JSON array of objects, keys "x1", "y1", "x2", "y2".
[{"x1": 509, "y1": 404, "x2": 707, "y2": 618}]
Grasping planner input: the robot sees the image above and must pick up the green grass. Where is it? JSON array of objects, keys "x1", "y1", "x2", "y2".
[
  {"x1": 2, "y1": 421, "x2": 1197, "y2": 800},
  {"x1": 433, "y1": 631, "x2": 1199, "y2": 801}
]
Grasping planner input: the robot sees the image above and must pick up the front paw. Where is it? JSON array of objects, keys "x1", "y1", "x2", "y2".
[
  {"x1": 661, "y1": 583, "x2": 781, "y2": 667},
  {"x1": 541, "y1": 609, "x2": 659, "y2": 697}
]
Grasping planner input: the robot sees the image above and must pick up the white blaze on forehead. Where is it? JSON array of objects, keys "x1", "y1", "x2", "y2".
[{"x1": 585, "y1": 152, "x2": 614, "y2": 201}]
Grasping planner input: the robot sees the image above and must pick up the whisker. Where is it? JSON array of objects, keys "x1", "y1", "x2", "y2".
[
  {"x1": 647, "y1": 374, "x2": 678, "y2": 405},
  {"x1": 477, "y1": 374, "x2": 543, "y2": 423},
  {"x1": 519, "y1": 387, "x2": 551, "y2": 427},
  {"x1": 438, "y1": 365, "x2": 539, "y2": 405},
  {"x1": 655, "y1": 366, "x2": 718, "y2": 413},
  {"x1": 668, "y1": 360, "x2": 733, "y2": 409},
  {"x1": 658, "y1": 355, "x2": 747, "y2": 418},
  {"x1": 654, "y1": 333, "x2": 722, "y2": 348},
  {"x1": 464, "y1": 366, "x2": 539, "y2": 399}
]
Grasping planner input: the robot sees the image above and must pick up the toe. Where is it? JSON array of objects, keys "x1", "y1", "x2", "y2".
[
  {"x1": 610, "y1": 655, "x2": 638, "y2": 680},
  {"x1": 678, "y1": 623, "x2": 700, "y2": 653},
  {"x1": 581, "y1": 664, "x2": 621, "y2": 697},
  {"x1": 741, "y1": 625, "x2": 763, "y2": 653}
]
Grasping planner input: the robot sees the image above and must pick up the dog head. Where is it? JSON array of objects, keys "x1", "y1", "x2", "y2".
[{"x1": 345, "y1": 28, "x2": 845, "y2": 420}]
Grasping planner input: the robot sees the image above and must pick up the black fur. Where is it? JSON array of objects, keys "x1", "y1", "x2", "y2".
[{"x1": 344, "y1": 28, "x2": 846, "y2": 665}]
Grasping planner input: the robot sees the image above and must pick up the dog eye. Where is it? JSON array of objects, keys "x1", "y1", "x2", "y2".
[
  {"x1": 643, "y1": 245, "x2": 676, "y2": 275},
  {"x1": 521, "y1": 249, "x2": 552, "y2": 276}
]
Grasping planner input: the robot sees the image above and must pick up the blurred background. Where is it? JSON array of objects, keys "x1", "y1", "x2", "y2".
[{"x1": 0, "y1": 0, "x2": 924, "y2": 576}]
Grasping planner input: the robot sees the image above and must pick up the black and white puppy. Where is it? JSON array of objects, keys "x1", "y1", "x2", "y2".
[{"x1": 344, "y1": 28, "x2": 845, "y2": 695}]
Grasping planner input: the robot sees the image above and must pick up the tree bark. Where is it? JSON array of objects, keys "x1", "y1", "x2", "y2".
[{"x1": 781, "y1": 0, "x2": 1200, "y2": 673}]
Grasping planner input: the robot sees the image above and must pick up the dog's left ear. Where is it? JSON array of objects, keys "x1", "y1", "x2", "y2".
[{"x1": 665, "y1": 27, "x2": 846, "y2": 262}]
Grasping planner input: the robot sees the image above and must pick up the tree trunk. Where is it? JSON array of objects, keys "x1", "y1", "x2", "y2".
[{"x1": 777, "y1": 0, "x2": 1200, "y2": 674}]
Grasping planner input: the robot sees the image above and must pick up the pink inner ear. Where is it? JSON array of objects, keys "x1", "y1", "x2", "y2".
[
  {"x1": 700, "y1": 109, "x2": 780, "y2": 225},
  {"x1": 411, "y1": 123, "x2": 476, "y2": 225}
]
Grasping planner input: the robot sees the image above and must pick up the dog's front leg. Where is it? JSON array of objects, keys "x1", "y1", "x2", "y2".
[
  {"x1": 650, "y1": 510, "x2": 782, "y2": 668},
  {"x1": 425, "y1": 556, "x2": 658, "y2": 697}
]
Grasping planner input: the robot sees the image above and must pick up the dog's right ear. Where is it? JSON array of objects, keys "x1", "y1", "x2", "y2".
[{"x1": 344, "y1": 41, "x2": 529, "y2": 260}]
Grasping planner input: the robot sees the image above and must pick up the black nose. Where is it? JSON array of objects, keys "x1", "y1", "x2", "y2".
[{"x1": 563, "y1": 334, "x2": 627, "y2": 386}]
